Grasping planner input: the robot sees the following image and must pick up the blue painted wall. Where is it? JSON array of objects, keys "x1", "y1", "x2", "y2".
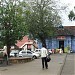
[
  {"x1": 71, "y1": 37, "x2": 75, "y2": 52},
  {"x1": 37, "y1": 36, "x2": 75, "y2": 52}
]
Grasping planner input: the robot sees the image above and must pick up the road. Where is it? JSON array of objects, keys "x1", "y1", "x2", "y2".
[
  {"x1": 0, "y1": 54, "x2": 66, "y2": 75},
  {"x1": 61, "y1": 53, "x2": 75, "y2": 75}
]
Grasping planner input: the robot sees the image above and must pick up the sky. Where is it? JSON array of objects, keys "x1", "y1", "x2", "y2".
[
  {"x1": 58, "y1": 0, "x2": 75, "y2": 26},
  {"x1": 24, "y1": 0, "x2": 75, "y2": 26}
]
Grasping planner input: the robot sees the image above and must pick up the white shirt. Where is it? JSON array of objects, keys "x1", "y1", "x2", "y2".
[
  {"x1": 3, "y1": 46, "x2": 7, "y2": 55},
  {"x1": 40, "y1": 47, "x2": 48, "y2": 57}
]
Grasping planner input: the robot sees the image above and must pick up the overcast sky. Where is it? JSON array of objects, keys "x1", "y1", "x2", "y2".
[
  {"x1": 25, "y1": 0, "x2": 75, "y2": 26},
  {"x1": 58, "y1": 0, "x2": 75, "y2": 26}
]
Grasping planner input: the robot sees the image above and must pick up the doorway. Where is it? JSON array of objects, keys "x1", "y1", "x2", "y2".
[{"x1": 59, "y1": 40, "x2": 64, "y2": 53}]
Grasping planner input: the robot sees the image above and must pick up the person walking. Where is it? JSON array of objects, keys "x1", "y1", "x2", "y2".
[{"x1": 40, "y1": 44, "x2": 48, "y2": 69}]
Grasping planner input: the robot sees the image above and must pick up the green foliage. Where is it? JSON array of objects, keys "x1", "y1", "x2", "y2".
[
  {"x1": 26, "y1": 0, "x2": 62, "y2": 43},
  {"x1": 0, "y1": 0, "x2": 28, "y2": 46},
  {"x1": 0, "y1": 0, "x2": 62, "y2": 49},
  {"x1": 0, "y1": 41, "x2": 4, "y2": 48},
  {"x1": 0, "y1": 52, "x2": 3, "y2": 58},
  {"x1": 68, "y1": 10, "x2": 75, "y2": 21},
  {"x1": 64, "y1": 45, "x2": 70, "y2": 53}
]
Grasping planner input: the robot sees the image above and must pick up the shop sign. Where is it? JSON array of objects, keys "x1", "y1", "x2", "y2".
[{"x1": 57, "y1": 36, "x2": 66, "y2": 40}]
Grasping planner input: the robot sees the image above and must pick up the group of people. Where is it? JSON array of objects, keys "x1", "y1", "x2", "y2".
[{"x1": 40, "y1": 44, "x2": 50, "y2": 70}]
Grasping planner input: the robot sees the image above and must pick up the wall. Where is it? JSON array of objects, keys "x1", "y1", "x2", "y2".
[
  {"x1": 71, "y1": 37, "x2": 75, "y2": 52},
  {"x1": 37, "y1": 36, "x2": 75, "y2": 52}
]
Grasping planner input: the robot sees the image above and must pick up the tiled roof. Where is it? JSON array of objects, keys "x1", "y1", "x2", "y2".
[
  {"x1": 64, "y1": 26, "x2": 75, "y2": 36},
  {"x1": 16, "y1": 36, "x2": 35, "y2": 48},
  {"x1": 56, "y1": 26, "x2": 75, "y2": 36},
  {"x1": 16, "y1": 36, "x2": 28, "y2": 48}
]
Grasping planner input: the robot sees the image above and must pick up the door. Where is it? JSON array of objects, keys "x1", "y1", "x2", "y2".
[
  {"x1": 59, "y1": 41, "x2": 64, "y2": 53},
  {"x1": 22, "y1": 51, "x2": 26, "y2": 57}
]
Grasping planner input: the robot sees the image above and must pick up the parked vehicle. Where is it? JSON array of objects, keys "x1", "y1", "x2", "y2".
[
  {"x1": 35, "y1": 49, "x2": 41, "y2": 56},
  {"x1": 19, "y1": 50, "x2": 40, "y2": 59},
  {"x1": 32, "y1": 51, "x2": 40, "y2": 59},
  {"x1": 19, "y1": 50, "x2": 33, "y2": 57},
  {"x1": 0, "y1": 49, "x2": 4, "y2": 52},
  {"x1": 10, "y1": 50, "x2": 19, "y2": 57}
]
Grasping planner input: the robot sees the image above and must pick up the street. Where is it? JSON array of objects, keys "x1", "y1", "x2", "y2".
[
  {"x1": 0, "y1": 54, "x2": 66, "y2": 75},
  {"x1": 61, "y1": 53, "x2": 75, "y2": 75},
  {"x1": 1, "y1": 53, "x2": 75, "y2": 75}
]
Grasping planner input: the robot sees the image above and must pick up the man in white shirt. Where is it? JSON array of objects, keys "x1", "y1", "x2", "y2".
[{"x1": 40, "y1": 44, "x2": 48, "y2": 69}]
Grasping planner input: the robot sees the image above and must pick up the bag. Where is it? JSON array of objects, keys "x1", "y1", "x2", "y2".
[{"x1": 46, "y1": 56, "x2": 51, "y2": 62}]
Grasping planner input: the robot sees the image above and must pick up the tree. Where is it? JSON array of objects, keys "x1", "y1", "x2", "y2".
[
  {"x1": 68, "y1": 10, "x2": 75, "y2": 21},
  {"x1": 0, "y1": 0, "x2": 28, "y2": 57},
  {"x1": 25, "y1": 0, "x2": 62, "y2": 47}
]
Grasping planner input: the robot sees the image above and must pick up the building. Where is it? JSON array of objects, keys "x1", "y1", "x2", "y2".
[
  {"x1": 16, "y1": 36, "x2": 38, "y2": 51},
  {"x1": 38, "y1": 26, "x2": 75, "y2": 53}
]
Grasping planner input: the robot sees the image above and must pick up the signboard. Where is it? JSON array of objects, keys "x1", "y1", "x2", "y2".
[{"x1": 57, "y1": 36, "x2": 66, "y2": 40}]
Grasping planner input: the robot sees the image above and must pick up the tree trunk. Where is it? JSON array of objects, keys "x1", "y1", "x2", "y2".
[
  {"x1": 38, "y1": 34, "x2": 47, "y2": 48},
  {"x1": 41, "y1": 38, "x2": 46, "y2": 48},
  {"x1": 7, "y1": 44, "x2": 11, "y2": 57}
]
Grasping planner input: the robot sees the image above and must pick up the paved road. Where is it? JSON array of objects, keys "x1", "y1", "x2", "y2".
[
  {"x1": 0, "y1": 54, "x2": 66, "y2": 75},
  {"x1": 61, "y1": 53, "x2": 75, "y2": 75}
]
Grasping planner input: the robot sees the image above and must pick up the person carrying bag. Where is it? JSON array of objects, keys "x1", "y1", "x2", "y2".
[
  {"x1": 46, "y1": 52, "x2": 51, "y2": 62},
  {"x1": 40, "y1": 44, "x2": 48, "y2": 69}
]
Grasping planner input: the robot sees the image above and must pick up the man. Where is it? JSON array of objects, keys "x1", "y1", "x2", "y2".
[
  {"x1": 40, "y1": 44, "x2": 48, "y2": 69},
  {"x1": 3, "y1": 45, "x2": 8, "y2": 65}
]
